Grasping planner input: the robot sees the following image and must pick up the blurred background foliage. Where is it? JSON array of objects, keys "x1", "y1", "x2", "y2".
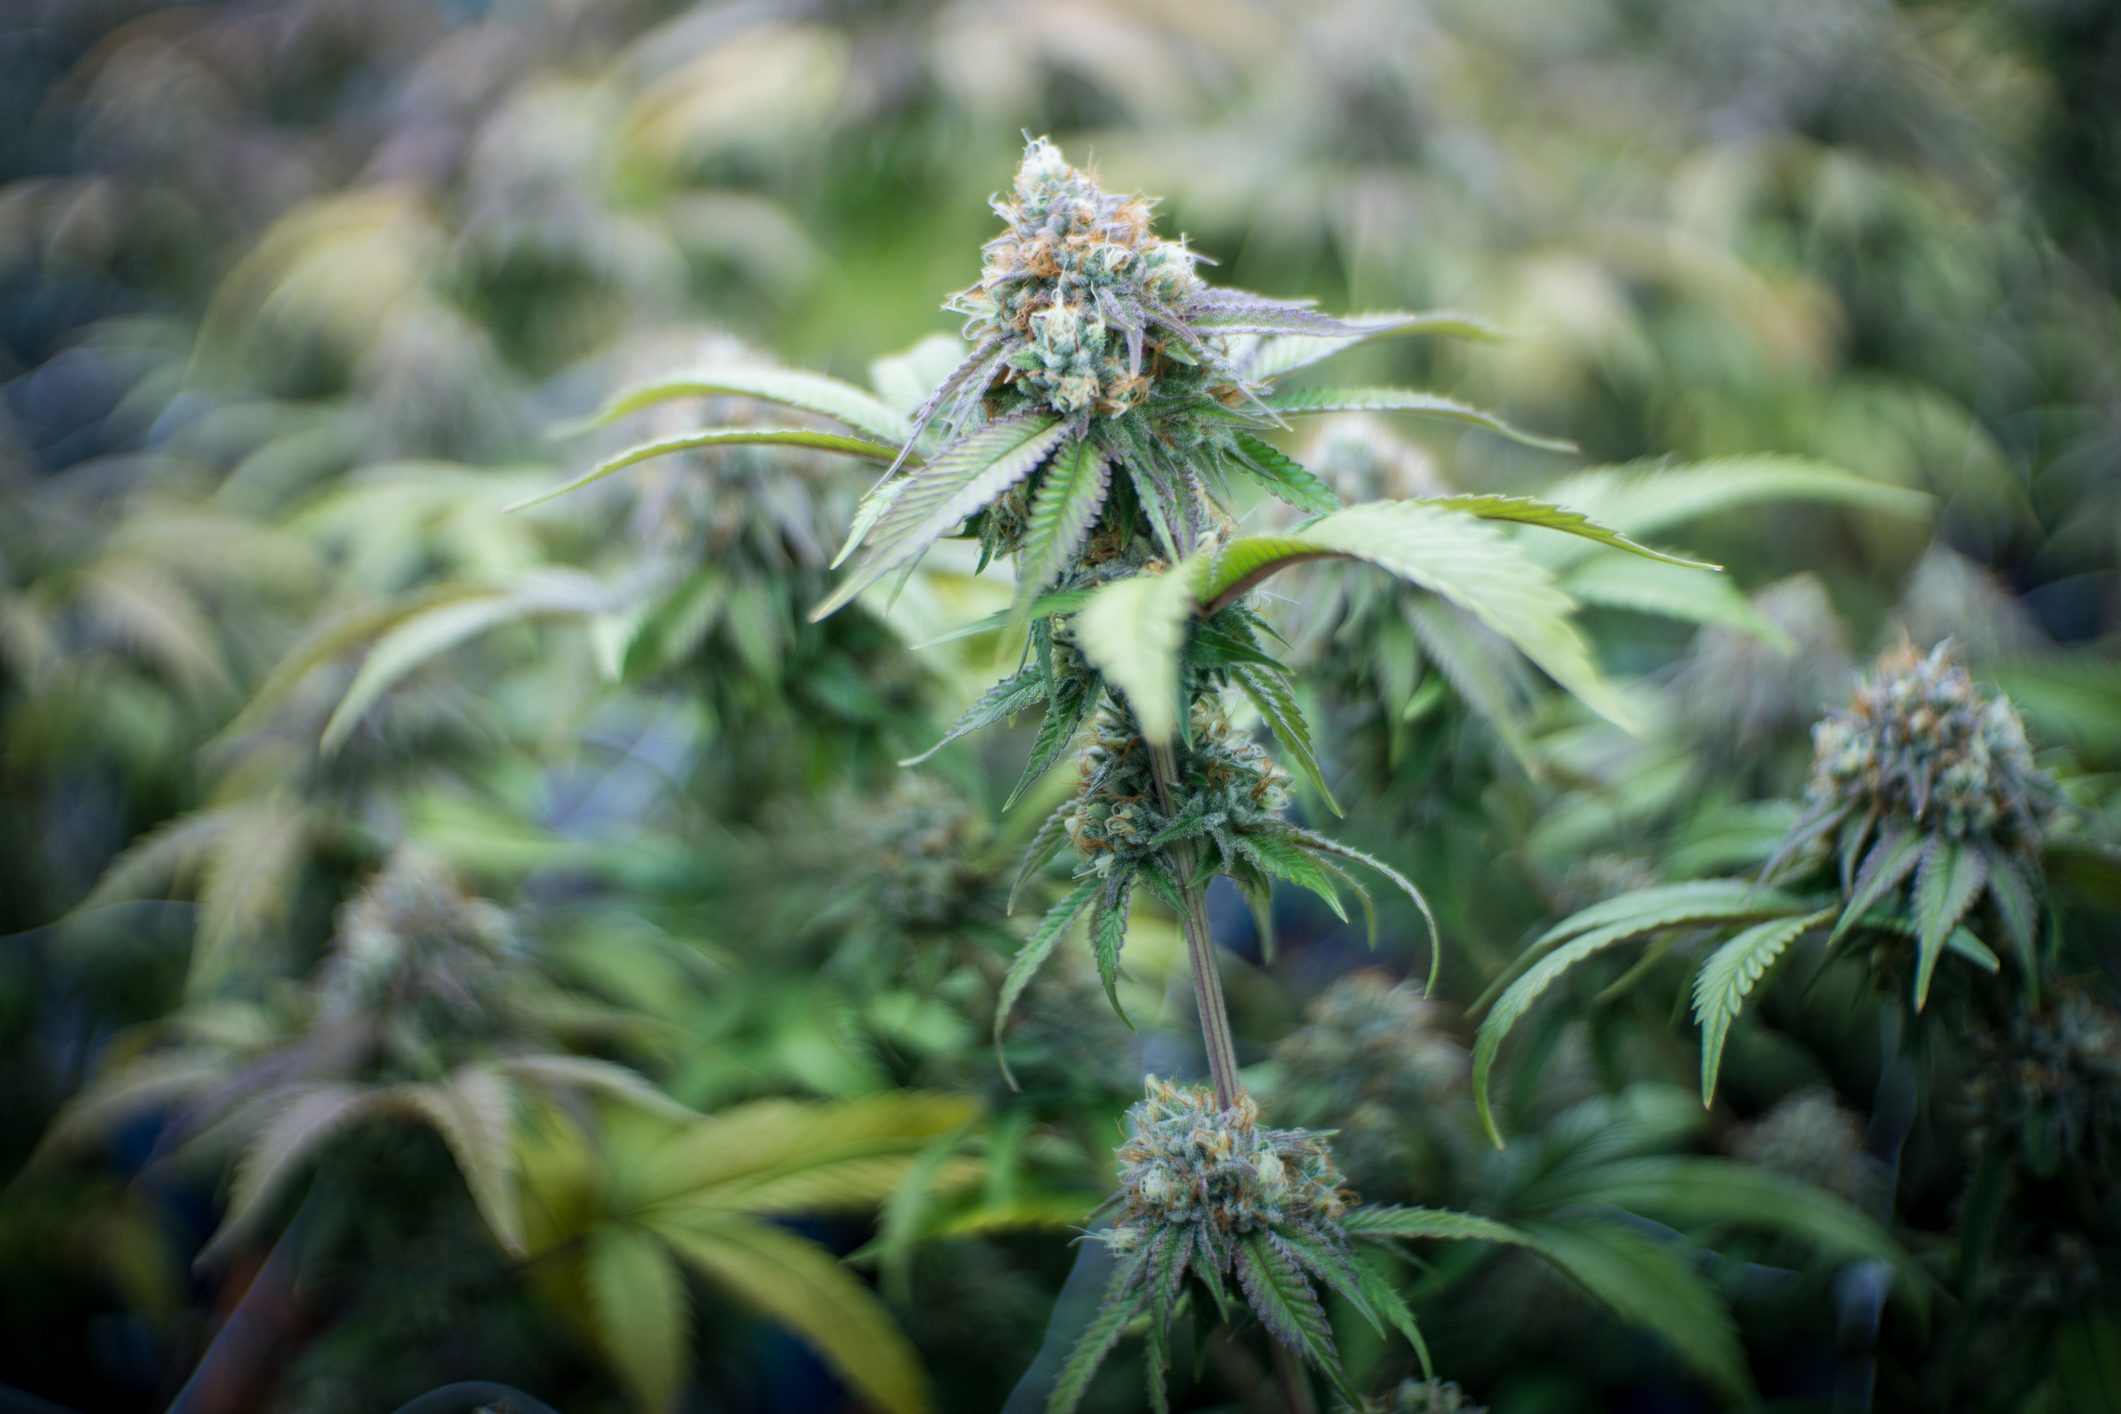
[{"x1": 1, "y1": 1, "x2": 2117, "y2": 1413}]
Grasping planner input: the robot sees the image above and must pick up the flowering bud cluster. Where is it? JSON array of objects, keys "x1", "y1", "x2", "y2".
[
  {"x1": 1964, "y1": 986, "x2": 2121, "y2": 1179},
  {"x1": 1728, "y1": 1087, "x2": 1889, "y2": 1213},
  {"x1": 1374, "y1": 1379, "x2": 1488, "y2": 1414},
  {"x1": 1106, "y1": 1078, "x2": 1346, "y2": 1252},
  {"x1": 1064, "y1": 698, "x2": 1292, "y2": 875},
  {"x1": 1275, "y1": 970, "x2": 1466, "y2": 1115},
  {"x1": 1807, "y1": 641, "x2": 2048, "y2": 849},
  {"x1": 951, "y1": 137, "x2": 1202, "y2": 418},
  {"x1": 318, "y1": 850, "x2": 518, "y2": 1028}
]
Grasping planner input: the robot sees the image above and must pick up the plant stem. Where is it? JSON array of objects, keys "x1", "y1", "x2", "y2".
[{"x1": 1150, "y1": 744, "x2": 1244, "y2": 1109}]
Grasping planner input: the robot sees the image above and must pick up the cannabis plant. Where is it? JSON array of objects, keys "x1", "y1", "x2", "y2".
[
  {"x1": 1471, "y1": 640, "x2": 2079, "y2": 1136},
  {"x1": 542, "y1": 135, "x2": 1776, "y2": 1407},
  {"x1": 32, "y1": 849, "x2": 679, "y2": 1261}
]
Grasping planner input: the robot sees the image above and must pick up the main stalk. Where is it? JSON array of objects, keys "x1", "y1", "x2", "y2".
[{"x1": 1150, "y1": 744, "x2": 1243, "y2": 1109}]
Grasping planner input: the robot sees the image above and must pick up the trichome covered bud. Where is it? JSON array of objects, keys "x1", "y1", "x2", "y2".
[
  {"x1": 1065, "y1": 696, "x2": 1292, "y2": 876},
  {"x1": 1807, "y1": 640, "x2": 2050, "y2": 852},
  {"x1": 1107, "y1": 1077, "x2": 1346, "y2": 1253},
  {"x1": 952, "y1": 137, "x2": 1203, "y2": 418}
]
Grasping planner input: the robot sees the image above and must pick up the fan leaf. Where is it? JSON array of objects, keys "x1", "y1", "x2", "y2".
[
  {"x1": 586, "y1": 1221, "x2": 690, "y2": 1413},
  {"x1": 1692, "y1": 908, "x2": 1835, "y2": 1102},
  {"x1": 1075, "y1": 562, "x2": 1206, "y2": 745},
  {"x1": 814, "y1": 414, "x2": 1067, "y2": 619},
  {"x1": 511, "y1": 429, "x2": 905, "y2": 512},
  {"x1": 564, "y1": 366, "x2": 912, "y2": 446},
  {"x1": 1014, "y1": 439, "x2": 1113, "y2": 608},
  {"x1": 1262, "y1": 387, "x2": 1574, "y2": 453},
  {"x1": 1912, "y1": 837, "x2": 1987, "y2": 1011},
  {"x1": 651, "y1": 1213, "x2": 931, "y2": 1414}
]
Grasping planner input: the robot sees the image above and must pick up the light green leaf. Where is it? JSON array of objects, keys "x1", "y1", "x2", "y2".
[
  {"x1": 189, "y1": 798, "x2": 310, "y2": 991},
  {"x1": 1912, "y1": 837, "x2": 1986, "y2": 1011},
  {"x1": 1202, "y1": 503, "x2": 1632, "y2": 729},
  {"x1": 1075, "y1": 563, "x2": 1206, "y2": 745},
  {"x1": 900, "y1": 668, "x2": 1046, "y2": 767},
  {"x1": 1539, "y1": 457, "x2": 1932, "y2": 569},
  {"x1": 1693, "y1": 908, "x2": 1835, "y2": 1103},
  {"x1": 1092, "y1": 888, "x2": 1132, "y2": 1024},
  {"x1": 1562, "y1": 554, "x2": 1786, "y2": 642},
  {"x1": 1242, "y1": 310, "x2": 1505, "y2": 383},
  {"x1": 1979, "y1": 845, "x2": 2039, "y2": 978},
  {"x1": 1014, "y1": 439, "x2": 1112, "y2": 608},
  {"x1": 1263, "y1": 387, "x2": 1574, "y2": 453},
  {"x1": 1946, "y1": 927, "x2": 2000, "y2": 972},
  {"x1": 908, "y1": 589, "x2": 1096, "y2": 650},
  {"x1": 221, "y1": 585, "x2": 499, "y2": 740},
  {"x1": 814, "y1": 415, "x2": 1067, "y2": 619},
  {"x1": 322, "y1": 570, "x2": 625, "y2": 751},
  {"x1": 1475, "y1": 894, "x2": 1802, "y2": 1148},
  {"x1": 1534, "y1": 881, "x2": 1785, "y2": 955},
  {"x1": 1227, "y1": 432, "x2": 1340, "y2": 514},
  {"x1": 834, "y1": 475, "x2": 912, "y2": 568},
  {"x1": 1237, "y1": 832, "x2": 1347, "y2": 922},
  {"x1": 492, "y1": 1054, "x2": 695, "y2": 1120},
  {"x1": 627, "y1": 1093, "x2": 975, "y2": 1213},
  {"x1": 512, "y1": 429, "x2": 906, "y2": 512},
  {"x1": 1422, "y1": 495, "x2": 1715, "y2": 569},
  {"x1": 1233, "y1": 1233, "x2": 1348, "y2": 1395},
  {"x1": 587, "y1": 1222, "x2": 690, "y2": 1413},
  {"x1": 1004, "y1": 682, "x2": 1097, "y2": 810},
  {"x1": 1832, "y1": 826, "x2": 1926, "y2": 945},
  {"x1": 1557, "y1": 1157, "x2": 1907, "y2": 1272},
  {"x1": 1402, "y1": 596, "x2": 1535, "y2": 767},
  {"x1": 564, "y1": 366, "x2": 913, "y2": 446},
  {"x1": 1522, "y1": 1219, "x2": 1752, "y2": 1403},
  {"x1": 869, "y1": 333, "x2": 968, "y2": 417},
  {"x1": 651, "y1": 1212, "x2": 931, "y2": 1414}
]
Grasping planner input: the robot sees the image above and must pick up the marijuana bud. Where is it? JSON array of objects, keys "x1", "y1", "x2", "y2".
[
  {"x1": 1271, "y1": 970, "x2": 1468, "y2": 1197},
  {"x1": 1677, "y1": 573, "x2": 1852, "y2": 757},
  {"x1": 951, "y1": 137, "x2": 1203, "y2": 420},
  {"x1": 318, "y1": 848, "x2": 520, "y2": 1029},
  {"x1": 1806, "y1": 640, "x2": 2050, "y2": 851},
  {"x1": 1275, "y1": 971, "x2": 1467, "y2": 1116},
  {"x1": 1368, "y1": 1378, "x2": 1488, "y2": 1414},
  {"x1": 1728, "y1": 1087, "x2": 1890, "y2": 1215},
  {"x1": 1964, "y1": 985, "x2": 2121, "y2": 1179},
  {"x1": 1064, "y1": 696, "x2": 1293, "y2": 878},
  {"x1": 1754, "y1": 639, "x2": 2060, "y2": 1011},
  {"x1": 1106, "y1": 1077, "x2": 1347, "y2": 1255}
]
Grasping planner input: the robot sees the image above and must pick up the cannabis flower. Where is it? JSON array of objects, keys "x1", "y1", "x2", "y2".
[
  {"x1": 1372, "y1": 1378, "x2": 1488, "y2": 1414},
  {"x1": 317, "y1": 848, "x2": 520, "y2": 1030},
  {"x1": 1729, "y1": 1087, "x2": 1889, "y2": 1214},
  {"x1": 1964, "y1": 985, "x2": 2121, "y2": 1178},
  {"x1": 1106, "y1": 1077, "x2": 1347, "y2": 1254},
  {"x1": 1760, "y1": 640, "x2": 2059, "y2": 1009},
  {"x1": 1807, "y1": 640, "x2": 2049, "y2": 849},
  {"x1": 1277, "y1": 972, "x2": 1466, "y2": 1111},
  {"x1": 1065, "y1": 697, "x2": 1293, "y2": 878},
  {"x1": 950, "y1": 137, "x2": 1204, "y2": 419}
]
